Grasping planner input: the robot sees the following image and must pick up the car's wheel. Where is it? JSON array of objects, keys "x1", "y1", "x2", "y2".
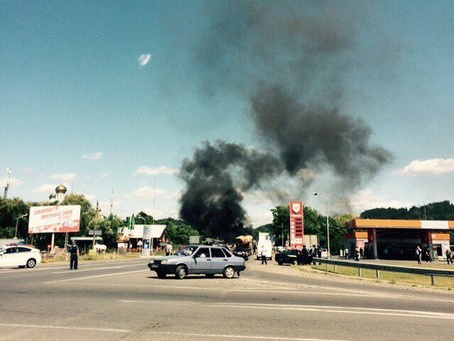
[
  {"x1": 175, "y1": 265, "x2": 186, "y2": 279},
  {"x1": 26, "y1": 258, "x2": 37, "y2": 268},
  {"x1": 157, "y1": 271, "x2": 167, "y2": 279},
  {"x1": 223, "y1": 266, "x2": 235, "y2": 279}
]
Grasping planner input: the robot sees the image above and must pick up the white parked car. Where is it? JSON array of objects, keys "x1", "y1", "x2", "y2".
[{"x1": 0, "y1": 245, "x2": 42, "y2": 268}]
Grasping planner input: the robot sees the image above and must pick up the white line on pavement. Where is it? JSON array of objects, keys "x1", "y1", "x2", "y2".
[
  {"x1": 44, "y1": 269, "x2": 148, "y2": 283},
  {"x1": 50, "y1": 263, "x2": 145, "y2": 274},
  {"x1": 119, "y1": 299, "x2": 454, "y2": 320},
  {"x1": 144, "y1": 331, "x2": 348, "y2": 341},
  {"x1": 0, "y1": 323, "x2": 130, "y2": 333}
]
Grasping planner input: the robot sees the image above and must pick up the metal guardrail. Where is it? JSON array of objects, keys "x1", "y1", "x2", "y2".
[{"x1": 312, "y1": 258, "x2": 454, "y2": 286}]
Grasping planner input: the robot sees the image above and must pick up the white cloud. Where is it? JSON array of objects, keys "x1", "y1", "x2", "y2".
[
  {"x1": 1, "y1": 176, "x2": 24, "y2": 188},
  {"x1": 82, "y1": 152, "x2": 102, "y2": 160},
  {"x1": 32, "y1": 184, "x2": 57, "y2": 194},
  {"x1": 125, "y1": 186, "x2": 179, "y2": 201},
  {"x1": 246, "y1": 211, "x2": 274, "y2": 228},
  {"x1": 133, "y1": 166, "x2": 179, "y2": 176},
  {"x1": 49, "y1": 173, "x2": 77, "y2": 182},
  {"x1": 137, "y1": 54, "x2": 152, "y2": 66},
  {"x1": 349, "y1": 189, "x2": 413, "y2": 213},
  {"x1": 399, "y1": 158, "x2": 454, "y2": 175}
]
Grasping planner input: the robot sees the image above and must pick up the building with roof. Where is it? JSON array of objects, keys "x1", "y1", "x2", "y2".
[
  {"x1": 49, "y1": 184, "x2": 67, "y2": 204},
  {"x1": 345, "y1": 219, "x2": 454, "y2": 260}
]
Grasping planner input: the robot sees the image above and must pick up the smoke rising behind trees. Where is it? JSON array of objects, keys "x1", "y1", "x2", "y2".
[{"x1": 179, "y1": 1, "x2": 393, "y2": 239}]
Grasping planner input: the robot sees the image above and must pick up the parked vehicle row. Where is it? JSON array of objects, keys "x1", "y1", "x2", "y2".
[
  {"x1": 275, "y1": 249, "x2": 300, "y2": 265},
  {"x1": 274, "y1": 247, "x2": 329, "y2": 266}
]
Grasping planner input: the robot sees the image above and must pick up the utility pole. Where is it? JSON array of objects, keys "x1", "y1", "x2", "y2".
[
  {"x1": 313, "y1": 192, "x2": 331, "y2": 259},
  {"x1": 93, "y1": 200, "x2": 100, "y2": 251}
]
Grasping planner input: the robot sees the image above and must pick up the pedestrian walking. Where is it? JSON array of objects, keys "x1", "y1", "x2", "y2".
[
  {"x1": 260, "y1": 246, "x2": 267, "y2": 265},
  {"x1": 425, "y1": 247, "x2": 432, "y2": 263},
  {"x1": 311, "y1": 245, "x2": 317, "y2": 265},
  {"x1": 445, "y1": 249, "x2": 453, "y2": 265},
  {"x1": 344, "y1": 247, "x2": 349, "y2": 259},
  {"x1": 354, "y1": 247, "x2": 360, "y2": 261},
  {"x1": 68, "y1": 240, "x2": 79, "y2": 270},
  {"x1": 165, "y1": 243, "x2": 173, "y2": 256},
  {"x1": 416, "y1": 246, "x2": 422, "y2": 264}
]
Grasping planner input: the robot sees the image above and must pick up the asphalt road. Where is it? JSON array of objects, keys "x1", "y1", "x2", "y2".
[{"x1": 0, "y1": 257, "x2": 453, "y2": 341}]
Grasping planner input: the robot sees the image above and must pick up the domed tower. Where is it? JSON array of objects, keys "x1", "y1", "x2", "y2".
[
  {"x1": 55, "y1": 184, "x2": 67, "y2": 203},
  {"x1": 49, "y1": 193, "x2": 57, "y2": 202}
]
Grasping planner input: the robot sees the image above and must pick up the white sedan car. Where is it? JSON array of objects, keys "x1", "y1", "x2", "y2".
[{"x1": 0, "y1": 245, "x2": 42, "y2": 268}]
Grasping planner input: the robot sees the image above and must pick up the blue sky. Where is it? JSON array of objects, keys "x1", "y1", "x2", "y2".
[{"x1": 1, "y1": 1, "x2": 453, "y2": 227}]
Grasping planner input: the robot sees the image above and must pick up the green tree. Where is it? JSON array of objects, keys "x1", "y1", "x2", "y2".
[
  {"x1": 270, "y1": 205, "x2": 290, "y2": 247},
  {"x1": 331, "y1": 213, "x2": 355, "y2": 253},
  {"x1": 269, "y1": 204, "x2": 348, "y2": 254},
  {"x1": 60, "y1": 194, "x2": 95, "y2": 235},
  {"x1": 135, "y1": 211, "x2": 154, "y2": 225},
  {"x1": 0, "y1": 198, "x2": 30, "y2": 238},
  {"x1": 158, "y1": 218, "x2": 199, "y2": 245}
]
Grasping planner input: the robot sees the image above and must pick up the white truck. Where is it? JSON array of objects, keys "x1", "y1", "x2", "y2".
[{"x1": 256, "y1": 232, "x2": 273, "y2": 260}]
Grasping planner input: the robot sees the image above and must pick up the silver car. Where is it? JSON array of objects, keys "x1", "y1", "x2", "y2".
[{"x1": 148, "y1": 245, "x2": 246, "y2": 279}]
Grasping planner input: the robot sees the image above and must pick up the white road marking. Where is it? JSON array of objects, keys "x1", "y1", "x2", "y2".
[
  {"x1": 50, "y1": 263, "x2": 144, "y2": 274},
  {"x1": 44, "y1": 269, "x2": 148, "y2": 283},
  {"x1": 120, "y1": 299, "x2": 454, "y2": 320},
  {"x1": 144, "y1": 331, "x2": 349, "y2": 341},
  {"x1": 0, "y1": 323, "x2": 129, "y2": 333},
  {"x1": 0, "y1": 324, "x2": 345, "y2": 340}
]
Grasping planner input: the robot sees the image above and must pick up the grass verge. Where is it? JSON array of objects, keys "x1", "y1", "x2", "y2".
[{"x1": 309, "y1": 262, "x2": 454, "y2": 290}]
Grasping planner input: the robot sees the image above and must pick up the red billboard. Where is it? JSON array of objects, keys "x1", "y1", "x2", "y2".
[{"x1": 289, "y1": 201, "x2": 304, "y2": 249}]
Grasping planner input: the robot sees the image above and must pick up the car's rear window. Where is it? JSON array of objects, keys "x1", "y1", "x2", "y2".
[{"x1": 221, "y1": 247, "x2": 232, "y2": 257}]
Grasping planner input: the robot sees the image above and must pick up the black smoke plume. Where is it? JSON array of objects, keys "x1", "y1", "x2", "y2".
[
  {"x1": 180, "y1": 1, "x2": 393, "y2": 236},
  {"x1": 179, "y1": 141, "x2": 283, "y2": 240},
  {"x1": 251, "y1": 86, "x2": 393, "y2": 188}
]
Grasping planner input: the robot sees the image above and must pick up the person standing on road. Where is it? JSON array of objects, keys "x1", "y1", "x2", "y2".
[
  {"x1": 344, "y1": 247, "x2": 349, "y2": 259},
  {"x1": 165, "y1": 243, "x2": 173, "y2": 256},
  {"x1": 68, "y1": 240, "x2": 79, "y2": 270},
  {"x1": 416, "y1": 246, "x2": 422, "y2": 264},
  {"x1": 445, "y1": 248, "x2": 453, "y2": 265},
  {"x1": 260, "y1": 246, "x2": 267, "y2": 265},
  {"x1": 424, "y1": 247, "x2": 432, "y2": 263},
  {"x1": 354, "y1": 247, "x2": 360, "y2": 261}
]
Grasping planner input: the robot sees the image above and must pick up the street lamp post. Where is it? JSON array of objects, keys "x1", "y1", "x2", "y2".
[
  {"x1": 313, "y1": 192, "x2": 330, "y2": 259},
  {"x1": 93, "y1": 200, "x2": 100, "y2": 251},
  {"x1": 14, "y1": 213, "x2": 28, "y2": 239}
]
